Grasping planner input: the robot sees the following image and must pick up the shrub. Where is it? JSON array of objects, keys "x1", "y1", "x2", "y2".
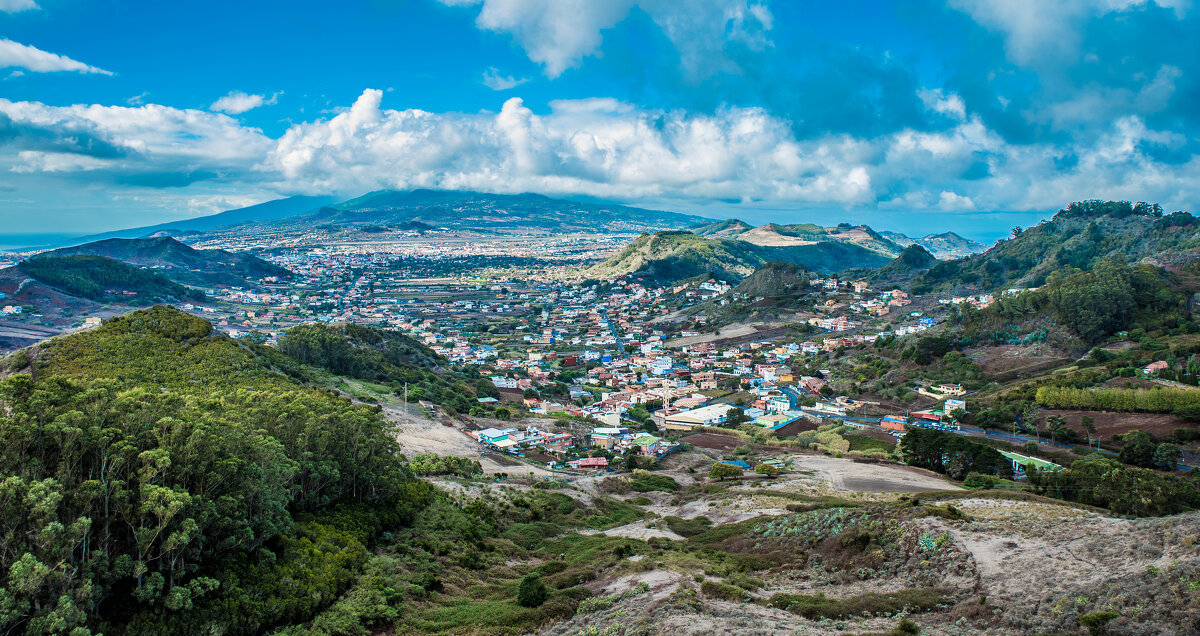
[
  {"x1": 700, "y1": 580, "x2": 747, "y2": 602},
  {"x1": 517, "y1": 575, "x2": 548, "y2": 608},
  {"x1": 709, "y1": 463, "x2": 744, "y2": 480},
  {"x1": 754, "y1": 464, "x2": 779, "y2": 477},
  {"x1": 1079, "y1": 610, "x2": 1120, "y2": 634},
  {"x1": 963, "y1": 472, "x2": 995, "y2": 489},
  {"x1": 765, "y1": 588, "x2": 946, "y2": 619}
]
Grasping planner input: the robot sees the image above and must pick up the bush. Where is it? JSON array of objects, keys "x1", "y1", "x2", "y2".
[
  {"x1": 754, "y1": 463, "x2": 779, "y2": 477},
  {"x1": 1079, "y1": 610, "x2": 1120, "y2": 634},
  {"x1": 709, "y1": 463, "x2": 744, "y2": 480},
  {"x1": 963, "y1": 472, "x2": 995, "y2": 489},
  {"x1": 700, "y1": 580, "x2": 747, "y2": 602},
  {"x1": 765, "y1": 588, "x2": 946, "y2": 620},
  {"x1": 517, "y1": 575, "x2": 548, "y2": 608}
]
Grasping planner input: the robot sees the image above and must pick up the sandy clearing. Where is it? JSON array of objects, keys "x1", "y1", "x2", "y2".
[
  {"x1": 381, "y1": 404, "x2": 562, "y2": 477},
  {"x1": 581, "y1": 520, "x2": 684, "y2": 541},
  {"x1": 791, "y1": 455, "x2": 957, "y2": 493}
]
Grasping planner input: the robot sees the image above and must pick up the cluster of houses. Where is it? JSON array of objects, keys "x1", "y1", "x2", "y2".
[{"x1": 466, "y1": 423, "x2": 680, "y2": 471}]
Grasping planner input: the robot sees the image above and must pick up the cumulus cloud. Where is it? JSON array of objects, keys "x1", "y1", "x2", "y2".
[
  {"x1": 0, "y1": 38, "x2": 112, "y2": 75},
  {"x1": 439, "y1": 0, "x2": 772, "y2": 78},
  {"x1": 0, "y1": 0, "x2": 38, "y2": 13},
  {"x1": 3, "y1": 89, "x2": 1200, "y2": 222},
  {"x1": 481, "y1": 67, "x2": 529, "y2": 90},
  {"x1": 209, "y1": 91, "x2": 279, "y2": 115}
]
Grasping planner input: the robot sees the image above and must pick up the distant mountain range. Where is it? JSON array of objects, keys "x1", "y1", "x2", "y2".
[{"x1": 59, "y1": 190, "x2": 711, "y2": 248}]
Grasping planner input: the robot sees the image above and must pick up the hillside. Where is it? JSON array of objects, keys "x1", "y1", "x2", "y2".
[
  {"x1": 729, "y1": 261, "x2": 811, "y2": 298},
  {"x1": 295, "y1": 189, "x2": 711, "y2": 234},
  {"x1": 68, "y1": 195, "x2": 334, "y2": 244},
  {"x1": 913, "y1": 200, "x2": 1200, "y2": 294},
  {"x1": 694, "y1": 218, "x2": 755, "y2": 237},
  {"x1": 589, "y1": 230, "x2": 892, "y2": 284},
  {"x1": 18, "y1": 255, "x2": 206, "y2": 303},
  {"x1": 881, "y1": 231, "x2": 987, "y2": 259},
  {"x1": 39, "y1": 236, "x2": 292, "y2": 288},
  {"x1": 867, "y1": 244, "x2": 939, "y2": 288}
]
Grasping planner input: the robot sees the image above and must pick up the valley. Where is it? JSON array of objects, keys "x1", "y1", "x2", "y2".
[{"x1": 1, "y1": 195, "x2": 1199, "y2": 636}]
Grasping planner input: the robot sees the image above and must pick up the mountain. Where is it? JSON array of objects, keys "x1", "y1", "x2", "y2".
[
  {"x1": 729, "y1": 261, "x2": 811, "y2": 298},
  {"x1": 38, "y1": 236, "x2": 292, "y2": 288},
  {"x1": 69, "y1": 195, "x2": 334, "y2": 244},
  {"x1": 287, "y1": 189, "x2": 711, "y2": 234},
  {"x1": 913, "y1": 200, "x2": 1200, "y2": 294},
  {"x1": 695, "y1": 218, "x2": 755, "y2": 237},
  {"x1": 867, "y1": 244, "x2": 939, "y2": 288},
  {"x1": 881, "y1": 231, "x2": 987, "y2": 260},
  {"x1": 696, "y1": 220, "x2": 904, "y2": 257},
  {"x1": 588, "y1": 229, "x2": 892, "y2": 284}
]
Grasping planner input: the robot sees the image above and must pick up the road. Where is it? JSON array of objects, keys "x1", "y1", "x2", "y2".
[{"x1": 597, "y1": 307, "x2": 627, "y2": 358}]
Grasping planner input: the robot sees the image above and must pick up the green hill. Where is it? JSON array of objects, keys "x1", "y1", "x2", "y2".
[
  {"x1": 19, "y1": 254, "x2": 206, "y2": 303},
  {"x1": 589, "y1": 230, "x2": 891, "y2": 284},
  {"x1": 865, "y1": 244, "x2": 939, "y2": 288},
  {"x1": 913, "y1": 200, "x2": 1200, "y2": 294},
  {"x1": 0, "y1": 306, "x2": 428, "y2": 634},
  {"x1": 39, "y1": 236, "x2": 292, "y2": 288}
]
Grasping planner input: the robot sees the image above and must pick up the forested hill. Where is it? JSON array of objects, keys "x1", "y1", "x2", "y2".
[
  {"x1": 912, "y1": 200, "x2": 1200, "y2": 294},
  {"x1": 951, "y1": 258, "x2": 1194, "y2": 353},
  {"x1": 38, "y1": 236, "x2": 292, "y2": 289},
  {"x1": 0, "y1": 306, "x2": 432, "y2": 634},
  {"x1": 18, "y1": 254, "x2": 207, "y2": 303},
  {"x1": 276, "y1": 322, "x2": 499, "y2": 413}
]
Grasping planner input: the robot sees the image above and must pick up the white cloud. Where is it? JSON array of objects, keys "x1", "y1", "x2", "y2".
[
  {"x1": 950, "y1": 0, "x2": 1187, "y2": 65},
  {"x1": 4, "y1": 89, "x2": 1200, "y2": 221},
  {"x1": 438, "y1": 0, "x2": 773, "y2": 78},
  {"x1": 0, "y1": 0, "x2": 39, "y2": 14},
  {"x1": 0, "y1": 38, "x2": 112, "y2": 75},
  {"x1": 481, "y1": 67, "x2": 529, "y2": 90},
  {"x1": 209, "y1": 91, "x2": 279, "y2": 115}
]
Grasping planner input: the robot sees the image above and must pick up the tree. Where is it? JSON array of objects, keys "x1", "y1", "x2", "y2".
[
  {"x1": 754, "y1": 463, "x2": 779, "y2": 477},
  {"x1": 726, "y1": 407, "x2": 751, "y2": 428},
  {"x1": 1045, "y1": 415, "x2": 1066, "y2": 443},
  {"x1": 709, "y1": 463, "x2": 744, "y2": 481},
  {"x1": 624, "y1": 452, "x2": 639, "y2": 471},
  {"x1": 517, "y1": 575, "x2": 547, "y2": 608},
  {"x1": 1081, "y1": 415, "x2": 1097, "y2": 450},
  {"x1": 1118, "y1": 430, "x2": 1156, "y2": 468},
  {"x1": 1153, "y1": 443, "x2": 1180, "y2": 470}
]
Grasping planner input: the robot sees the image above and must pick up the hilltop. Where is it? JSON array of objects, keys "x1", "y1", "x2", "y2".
[
  {"x1": 589, "y1": 229, "x2": 893, "y2": 284},
  {"x1": 38, "y1": 236, "x2": 292, "y2": 289},
  {"x1": 881, "y1": 230, "x2": 988, "y2": 260}
]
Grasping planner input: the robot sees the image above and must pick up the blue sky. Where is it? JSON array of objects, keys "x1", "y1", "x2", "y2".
[{"x1": 0, "y1": 0, "x2": 1197, "y2": 243}]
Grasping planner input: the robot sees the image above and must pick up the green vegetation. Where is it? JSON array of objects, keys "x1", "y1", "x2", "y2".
[
  {"x1": 410, "y1": 453, "x2": 483, "y2": 476},
  {"x1": 1029, "y1": 454, "x2": 1200, "y2": 517},
  {"x1": 277, "y1": 322, "x2": 497, "y2": 413},
  {"x1": 900, "y1": 428, "x2": 1013, "y2": 480},
  {"x1": 709, "y1": 463, "x2": 744, "y2": 480},
  {"x1": 0, "y1": 306, "x2": 425, "y2": 634},
  {"x1": 628, "y1": 471, "x2": 679, "y2": 492},
  {"x1": 764, "y1": 587, "x2": 947, "y2": 619},
  {"x1": 1036, "y1": 385, "x2": 1200, "y2": 414},
  {"x1": 958, "y1": 258, "x2": 1190, "y2": 350},
  {"x1": 22, "y1": 254, "x2": 205, "y2": 302}
]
